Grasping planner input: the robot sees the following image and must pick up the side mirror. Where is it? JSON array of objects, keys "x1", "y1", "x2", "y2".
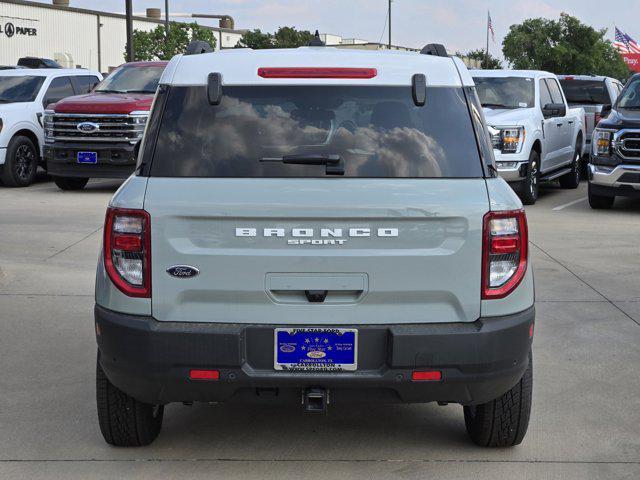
[
  {"x1": 542, "y1": 102, "x2": 566, "y2": 118},
  {"x1": 600, "y1": 104, "x2": 612, "y2": 118}
]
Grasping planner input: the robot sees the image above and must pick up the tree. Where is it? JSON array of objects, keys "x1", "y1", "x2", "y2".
[
  {"x1": 502, "y1": 13, "x2": 630, "y2": 79},
  {"x1": 463, "y1": 49, "x2": 503, "y2": 69},
  {"x1": 126, "y1": 22, "x2": 217, "y2": 61},
  {"x1": 237, "y1": 26, "x2": 315, "y2": 49}
]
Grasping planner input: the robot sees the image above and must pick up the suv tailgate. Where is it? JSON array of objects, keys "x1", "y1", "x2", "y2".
[{"x1": 145, "y1": 178, "x2": 488, "y2": 325}]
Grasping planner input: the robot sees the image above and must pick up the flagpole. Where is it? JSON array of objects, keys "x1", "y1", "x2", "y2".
[{"x1": 485, "y1": 11, "x2": 489, "y2": 68}]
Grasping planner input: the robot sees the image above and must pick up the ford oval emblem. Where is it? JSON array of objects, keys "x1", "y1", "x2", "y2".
[
  {"x1": 166, "y1": 265, "x2": 199, "y2": 278},
  {"x1": 77, "y1": 122, "x2": 99, "y2": 133}
]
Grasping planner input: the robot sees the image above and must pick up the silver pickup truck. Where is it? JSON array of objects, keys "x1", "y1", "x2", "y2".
[
  {"x1": 93, "y1": 42, "x2": 535, "y2": 448},
  {"x1": 558, "y1": 75, "x2": 624, "y2": 167}
]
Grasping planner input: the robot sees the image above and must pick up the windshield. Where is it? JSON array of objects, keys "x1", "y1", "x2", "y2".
[
  {"x1": 473, "y1": 76, "x2": 535, "y2": 108},
  {"x1": 0, "y1": 75, "x2": 45, "y2": 103},
  {"x1": 617, "y1": 78, "x2": 640, "y2": 109},
  {"x1": 559, "y1": 79, "x2": 610, "y2": 104},
  {"x1": 147, "y1": 85, "x2": 483, "y2": 178},
  {"x1": 95, "y1": 65, "x2": 165, "y2": 94}
]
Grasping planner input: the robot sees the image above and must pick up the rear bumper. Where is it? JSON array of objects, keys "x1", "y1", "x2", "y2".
[
  {"x1": 44, "y1": 142, "x2": 136, "y2": 178},
  {"x1": 95, "y1": 304, "x2": 535, "y2": 406}
]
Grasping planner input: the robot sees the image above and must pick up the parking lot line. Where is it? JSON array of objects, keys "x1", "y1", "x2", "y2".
[{"x1": 552, "y1": 197, "x2": 587, "y2": 211}]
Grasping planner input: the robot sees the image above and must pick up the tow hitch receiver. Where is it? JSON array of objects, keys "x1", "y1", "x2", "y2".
[{"x1": 303, "y1": 388, "x2": 329, "y2": 413}]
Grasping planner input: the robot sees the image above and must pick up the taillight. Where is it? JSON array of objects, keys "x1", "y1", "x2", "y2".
[
  {"x1": 257, "y1": 67, "x2": 377, "y2": 79},
  {"x1": 103, "y1": 207, "x2": 151, "y2": 298},
  {"x1": 482, "y1": 210, "x2": 528, "y2": 299}
]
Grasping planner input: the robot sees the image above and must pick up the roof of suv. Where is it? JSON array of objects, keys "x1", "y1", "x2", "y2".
[{"x1": 161, "y1": 47, "x2": 474, "y2": 87}]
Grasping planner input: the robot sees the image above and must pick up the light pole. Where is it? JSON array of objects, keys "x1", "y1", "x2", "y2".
[
  {"x1": 165, "y1": 0, "x2": 169, "y2": 38},
  {"x1": 125, "y1": 0, "x2": 134, "y2": 61},
  {"x1": 388, "y1": 0, "x2": 392, "y2": 49}
]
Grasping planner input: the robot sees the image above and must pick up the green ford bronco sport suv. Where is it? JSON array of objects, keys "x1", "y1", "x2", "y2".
[{"x1": 94, "y1": 42, "x2": 535, "y2": 448}]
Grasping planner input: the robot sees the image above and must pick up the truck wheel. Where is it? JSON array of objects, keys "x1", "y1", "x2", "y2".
[
  {"x1": 96, "y1": 354, "x2": 164, "y2": 446},
  {"x1": 54, "y1": 176, "x2": 89, "y2": 191},
  {"x1": 518, "y1": 151, "x2": 539, "y2": 205},
  {"x1": 464, "y1": 351, "x2": 532, "y2": 447},
  {"x1": 0, "y1": 135, "x2": 38, "y2": 187},
  {"x1": 588, "y1": 182, "x2": 614, "y2": 210},
  {"x1": 559, "y1": 141, "x2": 581, "y2": 189}
]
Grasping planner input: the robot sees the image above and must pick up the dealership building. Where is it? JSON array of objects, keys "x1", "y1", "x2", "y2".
[{"x1": 0, "y1": 0, "x2": 246, "y2": 73}]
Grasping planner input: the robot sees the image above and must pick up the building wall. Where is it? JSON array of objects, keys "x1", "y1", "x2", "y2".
[
  {"x1": 98, "y1": 15, "x2": 157, "y2": 71},
  {"x1": 0, "y1": 1, "x2": 243, "y2": 72},
  {"x1": 0, "y1": 1, "x2": 100, "y2": 68}
]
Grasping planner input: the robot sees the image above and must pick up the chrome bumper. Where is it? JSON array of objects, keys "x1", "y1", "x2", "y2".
[
  {"x1": 589, "y1": 164, "x2": 640, "y2": 190},
  {"x1": 496, "y1": 161, "x2": 528, "y2": 182}
]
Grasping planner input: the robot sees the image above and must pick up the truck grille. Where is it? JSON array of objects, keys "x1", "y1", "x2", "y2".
[
  {"x1": 44, "y1": 113, "x2": 147, "y2": 144},
  {"x1": 617, "y1": 130, "x2": 640, "y2": 160}
]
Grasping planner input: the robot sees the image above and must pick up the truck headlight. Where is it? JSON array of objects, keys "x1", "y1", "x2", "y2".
[
  {"x1": 488, "y1": 126, "x2": 525, "y2": 154},
  {"x1": 43, "y1": 113, "x2": 54, "y2": 141},
  {"x1": 593, "y1": 128, "x2": 615, "y2": 157}
]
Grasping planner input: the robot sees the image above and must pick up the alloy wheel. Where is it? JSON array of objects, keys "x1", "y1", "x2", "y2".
[{"x1": 15, "y1": 144, "x2": 36, "y2": 181}]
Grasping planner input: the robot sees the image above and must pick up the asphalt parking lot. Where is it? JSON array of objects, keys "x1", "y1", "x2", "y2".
[{"x1": 1, "y1": 176, "x2": 639, "y2": 479}]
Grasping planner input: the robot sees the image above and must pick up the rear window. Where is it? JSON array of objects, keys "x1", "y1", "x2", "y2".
[
  {"x1": 559, "y1": 79, "x2": 610, "y2": 104},
  {"x1": 147, "y1": 85, "x2": 483, "y2": 178}
]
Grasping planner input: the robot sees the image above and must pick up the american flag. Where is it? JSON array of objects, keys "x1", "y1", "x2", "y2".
[
  {"x1": 488, "y1": 12, "x2": 495, "y2": 43},
  {"x1": 614, "y1": 27, "x2": 640, "y2": 54}
]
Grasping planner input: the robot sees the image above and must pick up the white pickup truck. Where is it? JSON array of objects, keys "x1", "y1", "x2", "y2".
[{"x1": 472, "y1": 70, "x2": 586, "y2": 204}]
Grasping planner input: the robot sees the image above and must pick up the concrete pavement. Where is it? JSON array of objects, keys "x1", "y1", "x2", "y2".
[{"x1": 1, "y1": 177, "x2": 639, "y2": 479}]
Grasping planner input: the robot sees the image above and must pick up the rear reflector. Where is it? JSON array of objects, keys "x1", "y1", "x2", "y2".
[
  {"x1": 411, "y1": 370, "x2": 442, "y2": 382},
  {"x1": 258, "y1": 67, "x2": 377, "y2": 79},
  {"x1": 189, "y1": 369, "x2": 220, "y2": 381},
  {"x1": 113, "y1": 234, "x2": 142, "y2": 252},
  {"x1": 529, "y1": 323, "x2": 535, "y2": 339}
]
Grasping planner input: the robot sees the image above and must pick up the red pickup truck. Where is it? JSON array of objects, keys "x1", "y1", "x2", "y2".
[{"x1": 44, "y1": 61, "x2": 167, "y2": 190}]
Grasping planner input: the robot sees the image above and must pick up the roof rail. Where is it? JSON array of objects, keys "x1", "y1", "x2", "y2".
[
  {"x1": 308, "y1": 30, "x2": 325, "y2": 47},
  {"x1": 185, "y1": 41, "x2": 213, "y2": 55},
  {"x1": 420, "y1": 44, "x2": 448, "y2": 57}
]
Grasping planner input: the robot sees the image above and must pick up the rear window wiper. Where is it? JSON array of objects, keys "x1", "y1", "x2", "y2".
[{"x1": 260, "y1": 154, "x2": 344, "y2": 175}]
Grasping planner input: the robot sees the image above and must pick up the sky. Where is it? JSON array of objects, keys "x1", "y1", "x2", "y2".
[{"x1": 31, "y1": 0, "x2": 640, "y2": 58}]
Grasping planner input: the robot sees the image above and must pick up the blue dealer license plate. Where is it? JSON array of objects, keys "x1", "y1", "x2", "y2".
[
  {"x1": 77, "y1": 151, "x2": 97, "y2": 164},
  {"x1": 274, "y1": 328, "x2": 357, "y2": 371}
]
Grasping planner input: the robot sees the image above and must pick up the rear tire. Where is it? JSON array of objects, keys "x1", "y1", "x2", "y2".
[
  {"x1": 559, "y1": 140, "x2": 581, "y2": 189},
  {"x1": 96, "y1": 353, "x2": 164, "y2": 446},
  {"x1": 54, "y1": 176, "x2": 89, "y2": 191},
  {"x1": 588, "y1": 183, "x2": 615, "y2": 210},
  {"x1": 0, "y1": 135, "x2": 38, "y2": 187},
  {"x1": 464, "y1": 351, "x2": 532, "y2": 447},
  {"x1": 518, "y1": 151, "x2": 539, "y2": 205}
]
